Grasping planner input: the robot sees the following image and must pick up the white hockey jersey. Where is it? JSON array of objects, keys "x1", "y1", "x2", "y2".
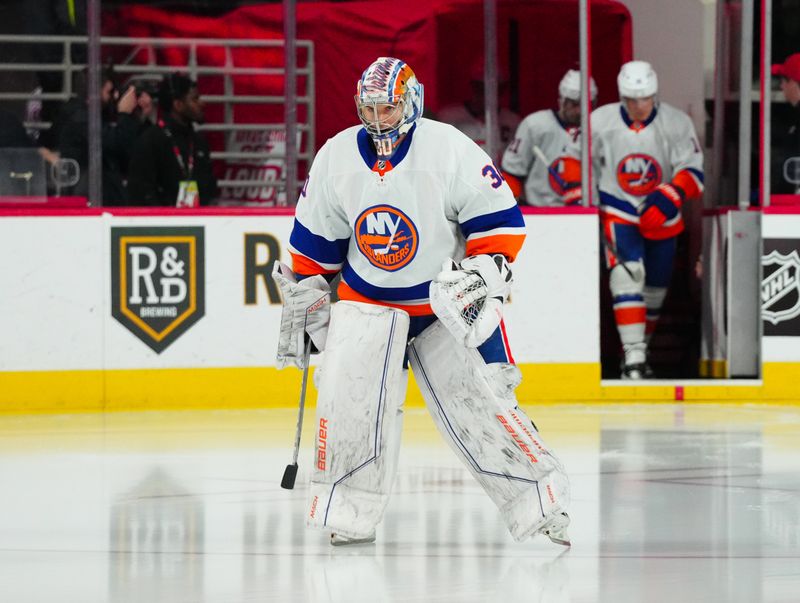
[
  {"x1": 436, "y1": 104, "x2": 520, "y2": 163},
  {"x1": 288, "y1": 118, "x2": 525, "y2": 316},
  {"x1": 589, "y1": 102, "x2": 704, "y2": 223},
  {"x1": 501, "y1": 109, "x2": 581, "y2": 206}
]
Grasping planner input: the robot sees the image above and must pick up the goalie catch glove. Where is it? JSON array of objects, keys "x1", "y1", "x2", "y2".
[
  {"x1": 429, "y1": 254, "x2": 513, "y2": 348},
  {"x1": 272, "y1": 261, "x2": 331, "y2": 369}
]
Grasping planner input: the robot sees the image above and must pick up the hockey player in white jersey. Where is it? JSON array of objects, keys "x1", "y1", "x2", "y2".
[
  {"x1": 587, "y1": 61, "x2": 704, "y2": 378},
  {"x1": 436, "y1": 62, "x2": 521, "y2": 163},
  {"x1": 501, "y1": 69, "x2": 597, "y2": 206},
  {"x1": 273, "y1": 57, "x2": 571, "y2": 547}
]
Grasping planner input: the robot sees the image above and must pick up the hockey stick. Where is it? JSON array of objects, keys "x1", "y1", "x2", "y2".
[
  {"x1": 601, "y1": 226, "x2": 635, "y2": 279},
  {"x1": 281, "y1": 337, "x2": 313, "y2": 490},
  {"x1": 533, "y1": 145, "x2": 569, "y2": 191},
  {"x1": 534, "y1": 145, "x2": 584, "y2": 206}
]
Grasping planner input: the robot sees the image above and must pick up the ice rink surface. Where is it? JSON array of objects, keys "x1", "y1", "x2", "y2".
[{"x1": 0, "y1": 403, "x2": 798, "y2": 603}]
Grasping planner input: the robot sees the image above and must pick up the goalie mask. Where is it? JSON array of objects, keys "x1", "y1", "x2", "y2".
[{"x1": 355, "y1": 57, "x2": 424, "y2": 160}]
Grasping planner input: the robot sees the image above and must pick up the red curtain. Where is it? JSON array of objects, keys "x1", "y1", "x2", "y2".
[{"x1": 105, "y1": 0, "x2": 632, "y2": 149}]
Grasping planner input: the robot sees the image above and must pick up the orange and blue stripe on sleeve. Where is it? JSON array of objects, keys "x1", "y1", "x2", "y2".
[
  {"x1": 672, "y1": 168, "x2": 704, "y2": 201},
  {"x1": 287, "y1": 218, "x2": 349, "y2": 277},
  {"x1": 460, "y1": 205, "x2": 526, "y2": 262}
]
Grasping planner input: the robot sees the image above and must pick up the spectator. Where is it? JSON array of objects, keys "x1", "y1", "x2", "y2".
[
  {"x1": 501, "y1": 69, "x2": 597, "y2": 206},
  {"x1": 128, "y1": 76, "x2": 160, "y2": 135},
  {"x1": 0, "y1": 108, "x2": 59, "y2": 170},
  {"x1": 435, "y1": 62, "x2": 520, "y2": 163},
  {"x1": 771, "y1": 53, "x2": 800, "y2": 194},
  {"x1": 584, "y1": 61, "x2": 704, "y2": 379},
  {"x1": 21, "y1": 0, "x2": 87, "y2": 149},
  {"x1": 127, "y1": 73, "x2": 217, "y2": 207},
  {"x1": 0, "y1": 108, "x2": 36, "y2": 149},
  {"x1": 55, "y1": 67, "x2": 140, "y2": 204}
]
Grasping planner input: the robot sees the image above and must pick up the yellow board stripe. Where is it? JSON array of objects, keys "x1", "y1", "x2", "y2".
[{"x1": 1, "y1": 362, "x2": 799, "y2": 414}]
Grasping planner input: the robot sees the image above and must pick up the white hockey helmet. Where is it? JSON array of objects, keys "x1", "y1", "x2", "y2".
[
  {"x1": 355, "y1": 57, "x2": 424, "y2": 159},
  {"x1": 617, "y1": 60, "x2": 658, "y2": 98},
  {"x1": 558, "y1": 69, "x2": 598, "y2": 101}
]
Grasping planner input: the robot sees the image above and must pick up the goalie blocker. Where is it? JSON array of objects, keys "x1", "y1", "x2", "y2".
[{"x1": 306, "y1": 300, "x2": 570, "y2": 545}]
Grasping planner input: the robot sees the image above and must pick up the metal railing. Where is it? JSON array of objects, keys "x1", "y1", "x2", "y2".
[{"x1": 0, "y1": 34, "x2": 315, "y2": 202}]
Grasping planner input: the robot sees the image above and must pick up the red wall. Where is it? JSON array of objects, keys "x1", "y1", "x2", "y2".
[{"x1": 105, "y1": 0, "x2": 631, "y2": 148}]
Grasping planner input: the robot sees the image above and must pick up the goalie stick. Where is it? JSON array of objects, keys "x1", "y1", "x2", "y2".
[{"x1": 281, "y1": 338, "x2": 313, "y2": 490}]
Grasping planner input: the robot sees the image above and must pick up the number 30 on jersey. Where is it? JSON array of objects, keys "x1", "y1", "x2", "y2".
[{"x1": 482, "y1": 163, "x2": 505, "y2": 189}]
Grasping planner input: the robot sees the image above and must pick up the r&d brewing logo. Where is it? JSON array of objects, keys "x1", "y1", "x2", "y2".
[{"x1": 111, "y1": 227, "x2": 205, "y2": 353}]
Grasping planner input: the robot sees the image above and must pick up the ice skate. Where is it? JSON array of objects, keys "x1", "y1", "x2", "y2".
[
  {"x1": 330, "y1": 531, "x2": 376, "y2": 546},
  {"x1": 538, "y1": 512, "x2": 571, "y2": 547},
  {"x1": 621, "y1": 343, "x2": 649, "y2": 380},
  {"x1": 621, "y1": 362, "x2": 647, "y2": 380}
]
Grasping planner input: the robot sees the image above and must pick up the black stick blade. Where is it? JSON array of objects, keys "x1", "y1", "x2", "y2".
[{"x1": 281, "y1": 463, "x2": 298, "y2": 490}]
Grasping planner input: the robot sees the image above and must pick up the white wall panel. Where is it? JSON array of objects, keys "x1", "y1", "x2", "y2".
[
  {"x1": 0, "y1": 217, "x2": 105, "y2": 370},
  {"x1": 0, "y1": 212, "x2": 600, "y2": 371},
  {"x1": 505, "y1": 214, "x2": 600, "y2": 363}
]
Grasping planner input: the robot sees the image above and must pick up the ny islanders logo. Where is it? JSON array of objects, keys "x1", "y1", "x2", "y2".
[
  {"x1": 548, "y1": 156, "x2": 581, "y2": 195},
  {"x1": 355, "y1": 205, "x2": 418, "y2": 271},
  {"x1": 616, "y1": 153, "x2": 662, "y2": 196}
]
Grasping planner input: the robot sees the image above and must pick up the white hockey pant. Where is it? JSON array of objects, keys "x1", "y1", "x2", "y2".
[
  {"x1": 408, "y1": 320, "x2": 570, "y2": 542},
  {"x1": 306, "y1": 301, "x2": 410, "y2": 539}
]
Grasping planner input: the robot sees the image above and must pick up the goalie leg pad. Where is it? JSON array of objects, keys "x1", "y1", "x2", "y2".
[
  {"x1": 307, "y1": 301, "x2": 410, "y2": 540},
  {"x1": 408, "y1": 320, "x2": 570, "y2": 542}
]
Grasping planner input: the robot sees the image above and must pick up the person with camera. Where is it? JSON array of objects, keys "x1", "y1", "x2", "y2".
[
  {"x1": 55, "y1": 66, "x2": 140, "y2": 204},
  {"x1": 129, "y1": 78, "x2": 159, "y2": 136},
  {"x1": 127, "y1": 73, "x2": 217, "y2": 207}
]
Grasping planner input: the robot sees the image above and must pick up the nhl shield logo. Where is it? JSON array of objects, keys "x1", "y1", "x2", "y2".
[
  {"x1": 111, "y1": 227, "x2": 205, "y2": 353},
  {"x1": 761, "y1": 249, "x2": 800, "y2": 325}
]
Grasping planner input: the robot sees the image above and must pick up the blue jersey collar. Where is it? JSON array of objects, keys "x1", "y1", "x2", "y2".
[
  {"x1": 357, "y1": 124, "x2": 417, "y2": 170},
  {"x1": 620, "y1": 104, "x2": 658, "y2": 129},
  {"x1": 552, "y1": 109, "x2": 575, "y2": 132}
]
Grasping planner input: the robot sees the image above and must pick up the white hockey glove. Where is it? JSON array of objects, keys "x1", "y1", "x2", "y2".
[
  {"x1": 273, "y1": 261, "x2": 331, "y2": 369},
  {"x1": 429, "y1": 254, "x2": 513, "y2": 348}
]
